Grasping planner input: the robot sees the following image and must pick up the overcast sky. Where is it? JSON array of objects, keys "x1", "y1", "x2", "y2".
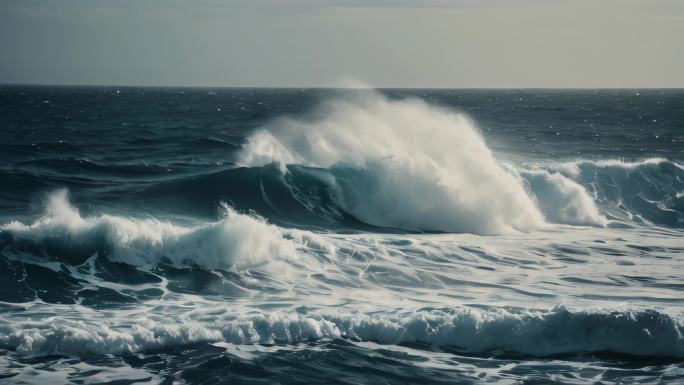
[{"x1": 1, "y1": 0, "x2": 683, "y2": 88}]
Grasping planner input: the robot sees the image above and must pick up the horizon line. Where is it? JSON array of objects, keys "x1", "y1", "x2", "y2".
[{"x1": 1, "y1": 82, "x2": 684, "y2": 91}]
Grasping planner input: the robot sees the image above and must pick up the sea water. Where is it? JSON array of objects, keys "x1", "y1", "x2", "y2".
[{"x1": 0, "y1": 87, "x2": 682, "y2": 384}]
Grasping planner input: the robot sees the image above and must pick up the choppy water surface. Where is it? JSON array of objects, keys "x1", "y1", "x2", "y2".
[{"x1": 0, "y1": 87, "x2": 683, "y2": 384}]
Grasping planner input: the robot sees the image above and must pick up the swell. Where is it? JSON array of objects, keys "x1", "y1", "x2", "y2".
[
  {"x1": 2, "y1": 158, "x2": 681, "y2": 240},
  {"x1": 1, "y1": 306, "x2": 682, "y2": 359},
  {"x1": 130, "y1": 164, "x2": 375, "y2": 231},
  {"x1": 126, "y1": 157, "x2": 683, "y2": 234}
]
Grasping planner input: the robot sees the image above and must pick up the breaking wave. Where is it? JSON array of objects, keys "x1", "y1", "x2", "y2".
[
  {"x1": 549, "y1": 158, "x2": 684, "y2": 227},
  {"x1": 1, "y1": 190, "x2": 306, "y2": 271},
  {"x1": 235, "y1": 92, "x2": 682, "y2": 233},
  {"x1": 238, "y1": 93, "x2": 548, "y2": 234},
  {"x1": 2, "y1": 307, "x2": 682, "y2": 359}
]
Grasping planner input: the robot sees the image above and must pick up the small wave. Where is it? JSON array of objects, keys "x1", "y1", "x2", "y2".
[
  {"x1": 549, "y1": 158, "x2": 684, "y2": 227},
  {"x1": 556, "y1": 158, "x2": 684, "y2": 177},
  {"x1": 2, "y1": 306, "x2": 681, "y2": 359},
  {"x1": 0, "y1": 190, "x2": 303, "y2": 270},
  {"x1": 517, "y1": 168, "x2": 607, "y2": 226}
]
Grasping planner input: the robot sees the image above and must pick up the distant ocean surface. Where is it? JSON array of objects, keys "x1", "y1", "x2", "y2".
[{"x1": 0, "y1": 86, "x2": 683, "y2": 384}]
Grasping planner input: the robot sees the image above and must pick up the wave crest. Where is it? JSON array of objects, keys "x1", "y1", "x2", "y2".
[
  {"x1": 518, "y1": 169, "x2": 607, "y2": 226},
  {"x1": 239, "y1": 93, "x2": 545, "y2": 234},
  {"x1": 1, "y1": 190, "x2": 301, "y2": 270},
  {"x1": 551, "y1": 158, "x2": 684, "y2": 227}
]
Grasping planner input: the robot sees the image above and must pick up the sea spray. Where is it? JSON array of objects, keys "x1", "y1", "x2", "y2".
[{"x1": 239, "y1": 92, "x2": 546, "y2": 234}]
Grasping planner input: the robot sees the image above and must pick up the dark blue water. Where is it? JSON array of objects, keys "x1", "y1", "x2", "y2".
[{"x1": 0, "y1": 86, "x2": 683, "y2": 384}]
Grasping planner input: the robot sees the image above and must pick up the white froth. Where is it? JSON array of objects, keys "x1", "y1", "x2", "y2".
[
  {"x1": 554, "y1": 157, "x2": 684, "y2": 178},
  {"x1": 519, "y1": 169, "x2": 607, "y2": 226},
  {"x1": 1, "y1": 190, "x2": 301, "y2": 270},
  {"x1": 2, "y1": 306, "x2": 681, "y2": 358}
]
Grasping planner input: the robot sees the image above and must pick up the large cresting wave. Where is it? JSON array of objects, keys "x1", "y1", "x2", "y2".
[{"x1": 238, "y1": 92, "x2": 608, "y2": 234}]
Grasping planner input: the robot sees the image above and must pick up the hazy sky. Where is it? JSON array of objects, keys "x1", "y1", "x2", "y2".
[{"x1": 1, "y1": 0, "x2": 683, "y2": 88}]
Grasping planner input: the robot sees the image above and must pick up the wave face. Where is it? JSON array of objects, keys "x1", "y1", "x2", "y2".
[
  {"x1": 1, "y1": 86, "x2": 683, "y2": 384},
  {"x1": 122, "y1": 157, "x2": 683, "y2": 235}
]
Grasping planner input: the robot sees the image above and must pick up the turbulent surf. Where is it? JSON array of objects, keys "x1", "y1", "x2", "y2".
[{"x1": 0, "y1": 87, "x2": 682, "y2": 384}]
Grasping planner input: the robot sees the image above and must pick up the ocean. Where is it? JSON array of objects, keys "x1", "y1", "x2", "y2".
[{"x1": 0, "y1": 86, "x2": 682, "y2": 384}]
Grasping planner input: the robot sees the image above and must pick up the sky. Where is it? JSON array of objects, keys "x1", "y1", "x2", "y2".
[{"x1": 1, "y1": 0, "x2": 683, "y2": 88}]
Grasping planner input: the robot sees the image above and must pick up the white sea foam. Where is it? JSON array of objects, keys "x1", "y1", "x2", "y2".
[
  {"x1": 1, "y1": 190, "x2": 302, "y2": 270},
  {"x1": 239, "y1": 92, "x2": 546, "y2": 234},
  {"x1": 553, "y1": 157, "x2": 684, "y2": 178},
  {"x1": 1, "y1": 306, "x2": 681, "y2": 358},
  {"x1": 518, "y1": 169, "x2": 607, "y2": 226}
]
